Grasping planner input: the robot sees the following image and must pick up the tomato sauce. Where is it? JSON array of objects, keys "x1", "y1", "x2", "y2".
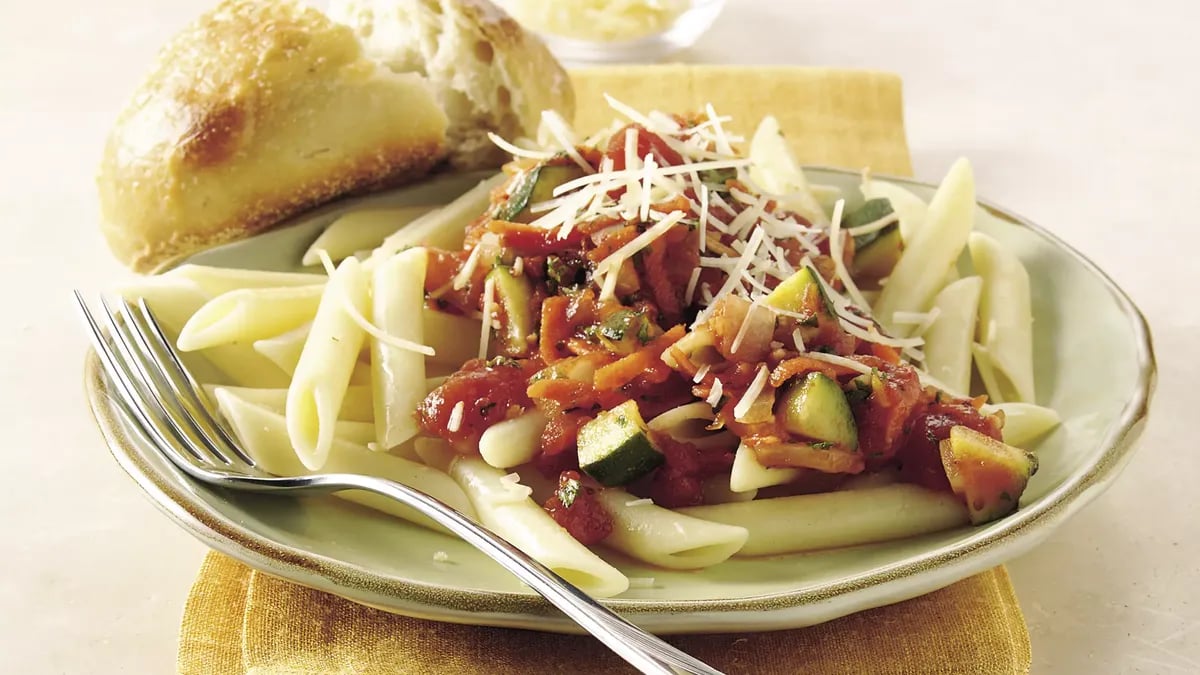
[
  {"x1": 544, "y1": 471, "x2": 612, "y2": 545},
  {"x1": 416, "y1": 360, "x2": 534, "y2": 451}
]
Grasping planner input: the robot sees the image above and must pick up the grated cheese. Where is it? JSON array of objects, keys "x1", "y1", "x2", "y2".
[
  {"x1": 624, "y1": 498, "x2": 654, "y2": 507},
  {"x1": 792, "y1": 328, "x2": 806, "y2": 352},
  {"x1": 693, "y1": 363, "x2": 711, "y2": 383},
  {"x1": 478, "y1": 275, "x2": 496, "y2": 359},
  {"x1": 804, "y1": 351, "x2": 874, "y2": 375},
  {"x1": 684, "y1": 267, "x2": 702, "y2": 306},
  {"x1": 698, "y1": 184, "x2": 709, "y2": 252},
  {"x1": 446, "y1": 401, "x2": 466, "y2": 433},
  {"x1": 593, "y1": 210, "x2": 687, "y2": 276},
  {"x1": 540, "y1": 109, "x2": 594, "y2": 174},
  {"x1": 828, "y1": 200, "x2": 873, "y2": 312},
  {"x1": 733, "y1": 364, "x2": 770, "y2": 421},
  {"x1": 706, "y1": 378, "x2": 724, "y2": 407},
  {"x1": 487, "y1": 132, "x2": 555, "y2": 160},
  {"x1": 317, "y1": 251, "x2": 436, "y2": 356}
]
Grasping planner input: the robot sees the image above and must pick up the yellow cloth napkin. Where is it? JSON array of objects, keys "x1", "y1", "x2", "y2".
[{"x1": 176, "y1": 66, "x2": 1030, "y2": 674}]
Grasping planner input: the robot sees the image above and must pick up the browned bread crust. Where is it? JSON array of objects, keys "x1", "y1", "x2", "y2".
[{"x1": 98, "y1": 0, "x2": 450, "y2": 272}]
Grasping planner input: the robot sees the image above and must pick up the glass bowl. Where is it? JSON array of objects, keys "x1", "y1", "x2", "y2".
[{"x1": 496, "y1": 0, "x2": 727, "y2": 64}]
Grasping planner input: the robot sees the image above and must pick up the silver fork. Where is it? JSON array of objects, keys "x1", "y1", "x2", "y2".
[{"x1": 75, "y1": 293, "x2": 724, "y2": 675}]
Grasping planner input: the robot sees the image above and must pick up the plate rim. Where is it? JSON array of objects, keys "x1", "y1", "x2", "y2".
[{"x1": 82, "y1": 167, "x2": 1157, "y2": 632}]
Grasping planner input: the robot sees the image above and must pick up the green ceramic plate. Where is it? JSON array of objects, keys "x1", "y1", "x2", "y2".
[{"x1": 84, "y1": 168, "x2": 1155, "y2": 633}]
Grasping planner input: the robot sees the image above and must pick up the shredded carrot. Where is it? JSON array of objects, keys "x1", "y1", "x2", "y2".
[
  {"x1": 868, "y1": 342, "x2": 902, "y2": 364},
  {"x1": 769, "y1": 356, "x2": 857, "y2": 387},
  {"x1": 593, "y1": 325, "x2": 685, "y2": 391},
  {"x1": 539, "y1": 296, "x2": 571, "y2": 364},
  {"x1": 528, "y1": 379, "x2": 596, "y2": 409}
]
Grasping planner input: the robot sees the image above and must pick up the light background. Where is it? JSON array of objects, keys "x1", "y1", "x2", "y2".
[{"x1": 0, "y1": 0, "x2": 1195, "y2": 672}]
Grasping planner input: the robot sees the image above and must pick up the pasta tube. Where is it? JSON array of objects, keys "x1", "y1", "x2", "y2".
[
  {"x1": 370, "y1": 248, "x2": 429, "y2": 451},
  {"x1": 371, "y1": 173, "x2": 506, "y2": 260},
  {"x1": 969, "y1": 232, "x2": 1036, "y2": 403},
  {"x1": 204, "y1": 385, "x2": 374, "y2": 423},
  {"x1": 447, "y1": 456, "x2": 629, "y2": 598},
  {"x1": 286, "y1": 257, "x2": 370, "y2": 470},
  {"x1": 215, "y1": 390, "x2": 476, "y2": 529},
  {"x1": 873, "y1": 158, "x2": 975, "y2": 334},
  {"x1": 176, "y1": 285, "x2": 323, "y2": 351},
  {"x1": 478, "y1": 411, "x2": 548, "y2": 469},
  {"x1": 302, "y1": 205, "x2": 434, "y2": 266},
  {"x1": 680, "y1": 484, "x2": 969, "y2": 556},
  {"x1": 986, "y1": 402, "x2": 1061, "y2": 447},
  {"x1": 922, "y1": 276, "x2": 983, "y2": 397},
  {"x1": 595, "y1": 490, "x2": 748, "y2": 570},
  {"x1": 162, "y1": 264, "x2": 325, "y2": 296},
  {"x1": 729, "y1": 443, "x2": 800, "y2": 493}
]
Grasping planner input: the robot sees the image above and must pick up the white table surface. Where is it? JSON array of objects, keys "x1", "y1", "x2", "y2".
[{"x1": 1, "y1": 0, "x2": 1196, "y2": 672}]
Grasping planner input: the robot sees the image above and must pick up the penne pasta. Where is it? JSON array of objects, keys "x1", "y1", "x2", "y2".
[
  {"x1": 253, "y1": 323, "x2": 311, "y2": 374},
  {"x1": 204, "y1": 385, "x2": 374, "y2": 423},
  {"x1": 286, "y1": 257, "x2": 370, "y2": 470},
  {"x1": 422, "y1": 309, "x2": 483, "y2": 367},
  {"x1": 968, "y1": 232, "x2": 1036, "y2": 403},
  {"x1": 370, "y1": 249, "x2": 429, "y2": 452},
  {"x1": 859, "y1": 178, "x2": 929, "y2": 243},
  {"x1": 478, "y1": 411, "x2": 548, "y2": 469},
  {"x1": 986, "y1": 402, "x2": 1061, "y2": 447},
  {"x1": 922, "y1": 276, "x2": 983, "y2": 397},
  {"x1": 113, "y1": 280, "x2": 291, "y2": 387},
  {"x1": 747, "y1": 115, "x2": 828, "y2": 227},
  {"x1": 680, "y1": 484, "x2": 970, "y2": 556},
  {"x1": 302, "y1": 205, "x2": 435, "y2": 267},
  {"x1": 729, "y1": 443, "x2": 800, "y2": 493},
  {"x1": 176, "y1": 285, "x2": 324, "y2": 352},
  {"x1": 648, "y1": 402, "x2": 739, "y2": 451},
  {"x1": 873, "y1": 158, "x2": 976, "y2": 334},
  {"x1": 215, "y1": 390, "x2": 476, "y2": 529},
  {"x1": 595, "y1": 489, "x2": 748, "y2": 570},
  {"x1": 162, "y1": 264, "x2": 326, "y2": 296},
  {"x1": 371, "y1": 173, "x2": 506, "y2": 261},
  {"x1": 430, "y1": 450, "x2": 628, "y2": 598}
]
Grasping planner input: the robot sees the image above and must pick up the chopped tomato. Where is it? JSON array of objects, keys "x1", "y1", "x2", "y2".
[
  {"x1": 850, "y1": 357, "x2": 924, "y2": 464},
  {"x1": 604, "y1": 124, "x2": 685, "y2": 171},
  {"x1": 416, "y1": 359, "x2": 533, "y2": 451},
  {"x1": 897, "y1": 400, "x2": 1004, "y2": 492},
  {"x1": 645, "y1": 435, "x2": 734, "y2": 508},
  {"x1": 544, "y1": 471, "x2": 613, "y2": 545}
]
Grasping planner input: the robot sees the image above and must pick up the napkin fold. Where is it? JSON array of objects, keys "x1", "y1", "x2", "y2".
[{"x1": 176, "y1": 66, "x2": 1030, "y2": 674}]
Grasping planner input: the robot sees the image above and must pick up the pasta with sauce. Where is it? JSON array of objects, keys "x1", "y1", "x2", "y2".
[{"x1": 131, "y1": 98, "x2": 1061, "y2": 597}]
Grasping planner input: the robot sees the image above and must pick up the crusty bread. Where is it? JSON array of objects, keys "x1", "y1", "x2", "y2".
[
  {"x1": 97, "y1": 0, "x2": 450, "y2": 272},
  {"x1": 328, "y1": 0, "x2": 575, "y2": 170}
]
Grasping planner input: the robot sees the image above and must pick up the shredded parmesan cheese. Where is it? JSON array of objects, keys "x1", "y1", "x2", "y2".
[
  {"x1": 478, "y1": 275, "x2": 496, "y2": 359},
  {"x1": 706, "y1": 378, "x2": 724, "y2": 407},
  {"x1": 733, "y1": 364, "x2": 770, "y2": 421},
  {"x1": 446, "y1": 401, "x2": 465, "y2": 433}
]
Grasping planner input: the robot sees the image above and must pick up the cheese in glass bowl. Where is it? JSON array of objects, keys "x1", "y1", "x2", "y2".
[{"x1": 495, "y1": 0, "x2": 726, "y2": 64}]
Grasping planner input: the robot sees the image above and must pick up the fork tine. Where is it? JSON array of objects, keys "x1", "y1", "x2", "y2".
[
  {"x1": 121, "y1": 298, "x2": 256, "y2": 468},
  {"x1": 99, "y1": 295, "x2": 240, "y2": 471},
  {"x1": 74, "y1": 292, "x2": 209, "y2": 468}
]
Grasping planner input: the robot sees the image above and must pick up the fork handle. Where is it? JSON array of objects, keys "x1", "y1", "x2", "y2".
[{"x1": 252, "y1": 472, "x2": 723, "y2": 675}]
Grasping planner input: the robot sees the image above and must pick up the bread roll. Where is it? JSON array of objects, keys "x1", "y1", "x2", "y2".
[
  {"x1": 328, "y1": 0, "x2": 574, "y2": 170},
  {"x1": 97, "y1": 0, "x2": 450, "y2": 272}
]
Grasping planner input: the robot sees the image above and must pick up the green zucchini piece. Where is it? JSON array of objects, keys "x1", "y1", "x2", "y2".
[
  {"x1": 852, "y1": 224, "x2": 903, "y2": 284},
  {"x1": 763, "y1": 266, "x2": 836, "y2": 318},
  {"x1": 597, "y1": 309, "x2": 659, "y2": 355},
  {"x1": 577, "y1": 400, "x2": 665, "y2": 486},
  {"x1": 845, "y1": 198, "x2": 896, "y2": 248},
  {"x1": 778, "y1": 372, "x2": 859, "y2": 449},
  {"x1": 496, "y1": 164, "x2": 587, "y2": 223},
  {"x1": 487, "y1": 266, "x2": 536, "y2": 357},
  {"x1": 940, "y1": 425, "x2": 1038, "y2": 525}
]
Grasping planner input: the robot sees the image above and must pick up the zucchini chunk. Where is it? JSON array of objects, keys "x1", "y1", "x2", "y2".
[
  {"x1": 777, "y1": 372, "x2": 859, "y2": 449},
  {"x1": 845, "y1": 197, "x2": 896, "y2": 248},
  {"x1": 763, "y1": 266, "x2": 836, "y2": 319},
  {"x1": 486, "y1": 266, "x2": 536, "y2": 357},
  {"x1": 852, "y1": 224, "x2": 903, "y2": 287},
  {"x1": 939, "y1": 425, "x2": 1038, "y2": 525},
  {"x1": 496, "y1": 164, "x2": 587, "y2": 223},
  {"x1": 577, "y1": 400, "x2": 665, "y2": 486}
]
